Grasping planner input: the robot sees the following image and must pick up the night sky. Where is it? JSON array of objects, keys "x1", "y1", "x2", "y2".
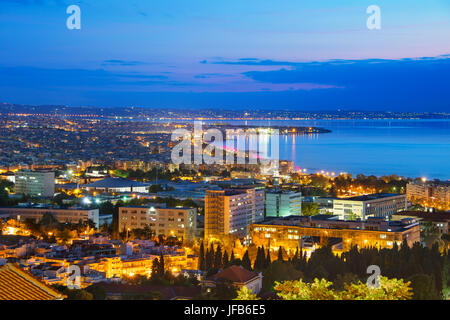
[{"x1": 1, "y1": 0, "x2": 449, "y2": 111}]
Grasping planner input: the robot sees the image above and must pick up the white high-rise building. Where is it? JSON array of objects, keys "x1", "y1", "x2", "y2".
[
  {"x1": 266, "y1": 190, "x2": 302, "y2": 217},
  {"x1": 14, "y1": 170, "x2": 55, "y2": 198},
  {"x1": 204, "y1": 188, "x2": 264, "y2": 241}
]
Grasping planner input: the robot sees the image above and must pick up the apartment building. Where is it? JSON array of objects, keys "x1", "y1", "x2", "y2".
[
  {"x1": 204, "y1": 188, "x2": 264, "y2": 242},
  {"x1": 333, "y1": 193, "x2": 407, "y2": 220},
  {"x1": 14, "y1": 170, "x2": 55, "y2": 197},
  {"x1": 118, "y1": 206, "x2": 197, "y2": 241},
  {"x1": 407, "y1": 180, "x2": 450, "y2": 210},
  {"x1": 0, "y1": 205, "x2": 99, "y2": 228},
  {"x1": 266, "y1": 190, "x2": 302, "y2": 217}
]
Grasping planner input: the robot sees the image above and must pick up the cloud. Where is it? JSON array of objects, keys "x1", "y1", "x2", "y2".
[
  {"x1": 102, "y1": 59, "x2": 149, "y2": 67},
  {"x1": 241, "y1": 56, "x2": 450, "y2": 88},
  {"x1": 0, "y1": 66, "x2": 176, "y2": 88},
  {"x1": 1, "y1": 55, "x2": 449, "y2": 111},
  {"x1": 193, "y1": 73, "x2": 234, "y2": 79},
  {"x1": 205, "y1": 58, "x2": 298, "y2": 66}
]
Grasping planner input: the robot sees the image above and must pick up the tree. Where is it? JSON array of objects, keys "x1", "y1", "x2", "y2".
[
  {"x1": 158, "y1": 253, "x2": 165, "y2": 276},
  {"x1": 301, "y1": 202, "x2": 319, "y2": 216},
  {"x1": 407, "y1": 274, "x2": 441, "y2": 300},
  {"x1": 277, "y1": 246, "x2": 284, "y2": 262},
  {"x1": 212, "y1": 278, "x2": 238, "y2": 300},
  {"x1": 274, "y1": 277, "x2": 413, "y2": 300},
  {"x1": 242, "y1": 250, "x2": 252, "y2": 271},
  {"x1": 274, "y1": 278, "x2": 337, "y2": 300},
  {"x1": 234, "y1": 286, "x2": 260, "y2": 300},
  {"x1": 421, "y1": 221, "x2": 441, "y2": 248},
  {"x1": 223, "y1": 250, "x2": 229, "y2": 266},
  {"x1": 341, "y1": 277, "x2": 413, "y2": 300},
  {"x1": 253, "y1": 247, "x2": 266, "y2": 271},
  {"x1": 214, "y1": 245, "x2": 223, "y2": 270},
  {"x1": 63, "y1": 289, "x2": 94, "y2": 300},
  {"x1": 99, "y1": 201, "x2": 114, "y2": 215},
  {"x1": 262, "y1": 260, "x2": 303, "y2": 292},
  {"x1": 151, "y1": 258, "x2": 160, "y2": 279},
  {"x1": 86, "y1": 284, "x2": 107, "y2": 300},
  {"x1": 265, "y1": 249, "x2": 271, "y2": 269},
  {"x1": 230, "y1": 250, "x2": 235, "y2": 262},
  {"x1": 199, "y1": 241, "x2": 206, "y2": 271}
]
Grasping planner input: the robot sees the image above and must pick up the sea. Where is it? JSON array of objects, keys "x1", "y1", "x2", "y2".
[{"x1": 197, "y1": 119, "x2": 450, "y2": 181}]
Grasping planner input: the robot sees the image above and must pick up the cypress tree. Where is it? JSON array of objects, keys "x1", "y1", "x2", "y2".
[
  {"x1": 205, "y1": 248, "x2": 213, "y2": 270},
  {"x1": 199, "y1": 241, "x2": 205, "y2": 270},
  {"x1": 277, "y1": 246, "x2": 284, "y2": 262},
  {"x1": 214, "y1": 245, "x2": 223, "y2": 269},
  {"x1": 253, "y1": 247, "x2": 264, "y2": 271},
  {"x1": 223, "y1": 250, "x2": 229, "y2": 266},
  {"x1": 292, "y1": 247, "x2": 299, "y2": 266},
  {"x1": 265, "y1": 249, "x2": 271, "y2": 268},
  {"x1": 242, "y1": 250, "x2": 252, "y2": 271},
  {"x1": 159, "y1": 252, "x2": 165, "y2": 276},
  {"x1": 151, "y1": 257, "x2": 159, "y2": 278}
]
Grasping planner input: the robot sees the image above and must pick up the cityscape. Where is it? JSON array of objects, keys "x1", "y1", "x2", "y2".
[{"x1": 0, "y1": 0, "x2": 449, "y2": 311}]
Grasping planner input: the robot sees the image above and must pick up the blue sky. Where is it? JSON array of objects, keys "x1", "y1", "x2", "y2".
[{"x1": 0, "y1": 0, "x2": 449, "y2": 111}]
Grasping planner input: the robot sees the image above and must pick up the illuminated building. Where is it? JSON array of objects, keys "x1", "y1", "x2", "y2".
[
  {"x1": 278, "y1": 160, "x2": 295, "y2": 175},
  {"x1": 204, "y1": 188, "x2": 264, "y2": 242},
  {"x1": 0, "y1": 205, "x2": 99, "y2": 228},
  {"x1": 83, "y1": 177, "x2": 149, "y2": 193},
  {"x1": 406, "y1": 180, "x2": 450, "y2": 210},
  {"x1": 392, "y1": 211, "x2": 450, "y2": 239},
  {"x1": 118, "y1": 206, "x2": 197, "y2": 241},
  {"x1": 14, "y1": 169, "x2": 55, "y2": 197},
  {"x1": 266, "y1": 190, "x2": 302, "y2": 217},
  {"x1": 333, "y1": 193, "x2": 407, "y2": 220},
  {"x1": 249, "y1": 215, "x2": 420, "y2": 254}
]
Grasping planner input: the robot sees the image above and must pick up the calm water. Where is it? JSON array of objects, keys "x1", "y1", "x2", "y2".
[{"x1": 203, "y1": 119, "x2": 450, "y2": 180}]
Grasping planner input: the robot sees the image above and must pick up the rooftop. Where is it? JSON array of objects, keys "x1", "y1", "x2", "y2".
[
  {"x1": 84, "y1": 177, "x2": 149, "y2": 188},
  {"x1": 256, "y1": 215, "x2": 418, "y2": 232},
  {"x1": 340, "y1": 193, "x2": 404, "y2": 201},
  {"x1": 206, "y1": 265, "x2": 260, "y2": 283},
  {"x1": 0, "y1": 263, "x2": 65, "y2": 300},
  {"x1": 393, "y1": 211, "x2": 450, "y2": 222}
]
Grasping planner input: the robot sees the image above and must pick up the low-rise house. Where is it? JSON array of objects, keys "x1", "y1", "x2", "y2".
[{"x1": 202, "y1": 265, "x2": 263, "y2": 294}]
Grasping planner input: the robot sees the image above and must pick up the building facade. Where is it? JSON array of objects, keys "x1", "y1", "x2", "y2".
[
  {"x1": 118, "y1": 206, "x2": 197, "y2": 241},
  {"x1": 333, "y1": 193, "x2": 407, "y2": 220},
  {"x1": 407, "y1": 180, "x2": 450, "y2": 211},
  {"x1": 14, "y1": 170, "x2": 55, "y2": 197},
  {"x1": 265, "y1": 190, "x2": 302, "y2": 217},
  {"x1": 204, "y1": 188, "x2": 264, "y2": 242},
  {"x1": 0, "y1": 206, "x2": 99, "y2": 228},
  {"x1": 249, "y1": 215, "x2": 420, "y2": 254}
]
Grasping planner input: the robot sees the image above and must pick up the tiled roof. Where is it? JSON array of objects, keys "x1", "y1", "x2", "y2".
[
  {"x1": 0, "y1": 264, "x2": 65, "y2": 300},
  {"x1": 207, "y1": 265, "x2": 260, "y2": 283}
]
